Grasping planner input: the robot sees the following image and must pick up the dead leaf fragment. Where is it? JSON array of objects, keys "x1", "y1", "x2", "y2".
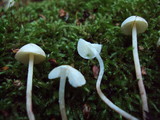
[
  {"x1": 141, "y1": 66, "x2": 147, "y2": 75},
  {"x1": 139, "y1": 46, "x2": 144, "y2": 51},
  {"x1": 13, "y1": 80, "x2": 23, "y2": 87},
  {"x1": 58, "y1": 9, "x2": 69, "y2": 21},
  {"x1": 83, "y1": 104, "x2": 91, "y2": 119},
  {"x1": 48, "y1": 58, "x2": 58, "y2": 67},
  {"x1": 115, "y1": 23, "x2": 120, "y2": 26},
  {"x1": 39, "y1": 14, "x2": 46, "y2": 20},
  {"x1": 1, "y1": 66, "x2": 9, "y2": 71},
  {"x1": 59, "y1": 9, "x2": 67, "y2": 17},
  {"x1": 92, "y1": 65, "x2": 99, "y2": 79},
  {"x1": 11, "y1": 49, "x2": 19, "y2": 53}
]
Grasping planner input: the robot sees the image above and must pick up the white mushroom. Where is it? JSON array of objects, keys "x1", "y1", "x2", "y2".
[
  {"x1": 77, "y1": 38, "x2": 138, "y2": 120},
  {"x1": 48, "y1": 65, "x2": 86, "y2": 120},
  {"x1": 6, "y1": 0, "x2": 14, "y2": 10},
  {"x1": 0, "y1": 0, "x2": 15, "y2": 10},
  {"x1": 121, "y1": 16, "x2": 149, "y2": 120},
  {"x1": 15, "y1": 43, "x2": 46, "y2": 120}
]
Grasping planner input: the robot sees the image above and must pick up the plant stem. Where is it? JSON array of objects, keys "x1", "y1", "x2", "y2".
[
  {"x1": 59, "y1": 70, "x2": 67, "y2": 120},
  {"x1": 95, "y1": 52, "x2": 138, "y2": 120},
  {"x1": 26, "y1": 54, "x2": 35, "y2": 120},
  {"x1": 132, "y1": 23, "x2": 149, "y2": 120}
]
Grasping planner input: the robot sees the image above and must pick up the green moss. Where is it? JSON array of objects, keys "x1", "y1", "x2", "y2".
[{"x1": 0, "y1": 0, "x2": 160, "y2": 119}]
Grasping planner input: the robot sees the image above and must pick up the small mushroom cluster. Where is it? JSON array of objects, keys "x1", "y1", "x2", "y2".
[
  {"x1": 15, "y1": 15, "x2": 149, "y2": 120},
  {"x1": 15, "y1": 44, "x2": 86, "y2": 120}
]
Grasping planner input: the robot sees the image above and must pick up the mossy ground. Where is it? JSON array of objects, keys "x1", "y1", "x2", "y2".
[{"x1": 0, "y1": 0, "x2": 160, "y2": 120}]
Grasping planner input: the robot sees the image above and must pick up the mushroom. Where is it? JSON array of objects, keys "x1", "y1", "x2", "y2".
[
  {"x1": 0, "y1": 0, "x2": 15, "y2": 10},
  {"x1": 15, "y1": 43, "x2": 46, "y2": 120},
  {"x1": 48, "y1": 65, "x2": 86, "y2": 120},
  {"x1": 6, "y1": 0, "x2": 14, "y2": 10},
  {"x1": 121, "y1": 16, "x2": 149, "y2": 120},
  {"x1": 77, "y1": 38, "x2": 138, "y2": 120}
]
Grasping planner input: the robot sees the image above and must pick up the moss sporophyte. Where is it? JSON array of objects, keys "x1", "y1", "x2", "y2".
[
  {"x1": 15, "y1": 43, "x2": 46, "y2": 120},
  {"x1": 77, "y1": 39, "x2": 138, "y2": 120}
]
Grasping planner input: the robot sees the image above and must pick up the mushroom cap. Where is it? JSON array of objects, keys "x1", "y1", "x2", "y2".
[
  {"x1": 121, "y1": 16, "x2": 148, "y2": 35},
  {"x1": 77, "y1": 38, "x2": 102, "y2": 59},
  {"x1": 15, "y1": 43, "x2": 46, "y2": 64},
  {"x1": 48, "y1": 65, "x2": 86, "y2": 88}
]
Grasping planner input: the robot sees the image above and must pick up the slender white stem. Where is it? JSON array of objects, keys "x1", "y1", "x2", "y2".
[
  {"x1": 95, "y1": 52, "x2": 138, "y2": 120},
  {"x1": 132, "y1": 23, "x2": 149, "y2": 120},
  {"x1": 59, "y1": 71, "x2": 68, "y2": 120},
  {"x1": 26, "y1": 54, "x2": 35, "y2": 120}
]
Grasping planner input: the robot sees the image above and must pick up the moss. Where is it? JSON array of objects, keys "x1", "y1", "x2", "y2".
[{"x1": 0, "y1": 0, "x2": 160, "y2": 119}]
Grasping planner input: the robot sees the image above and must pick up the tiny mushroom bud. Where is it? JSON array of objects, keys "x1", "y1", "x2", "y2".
[
  {"x1": 77, "y1": 38, "x2": 138, "y2": 120},
  {"x1": 48, "y1": 65, "x2": 86, "y2": 120},
  {"x1": 15, "y1": 43, "x2": 46, "y2": 120},
  {"x1": 121, "y1": 16, "x2": 149, "y2": 120}
]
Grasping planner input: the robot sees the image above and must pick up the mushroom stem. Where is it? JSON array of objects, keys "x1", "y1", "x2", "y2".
[
  {"x1": 132, "y1": 23, "x2": 149, "y2": 120},
  {"x1": 59, "y1": 71, "x2": 67, "y2": 120},
  {"x1": 26, "y1": 54, "x2": 35, "y2": 120},
  {"x1": 95, "y1": 52, "x2": 138, "y2": 120}
]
